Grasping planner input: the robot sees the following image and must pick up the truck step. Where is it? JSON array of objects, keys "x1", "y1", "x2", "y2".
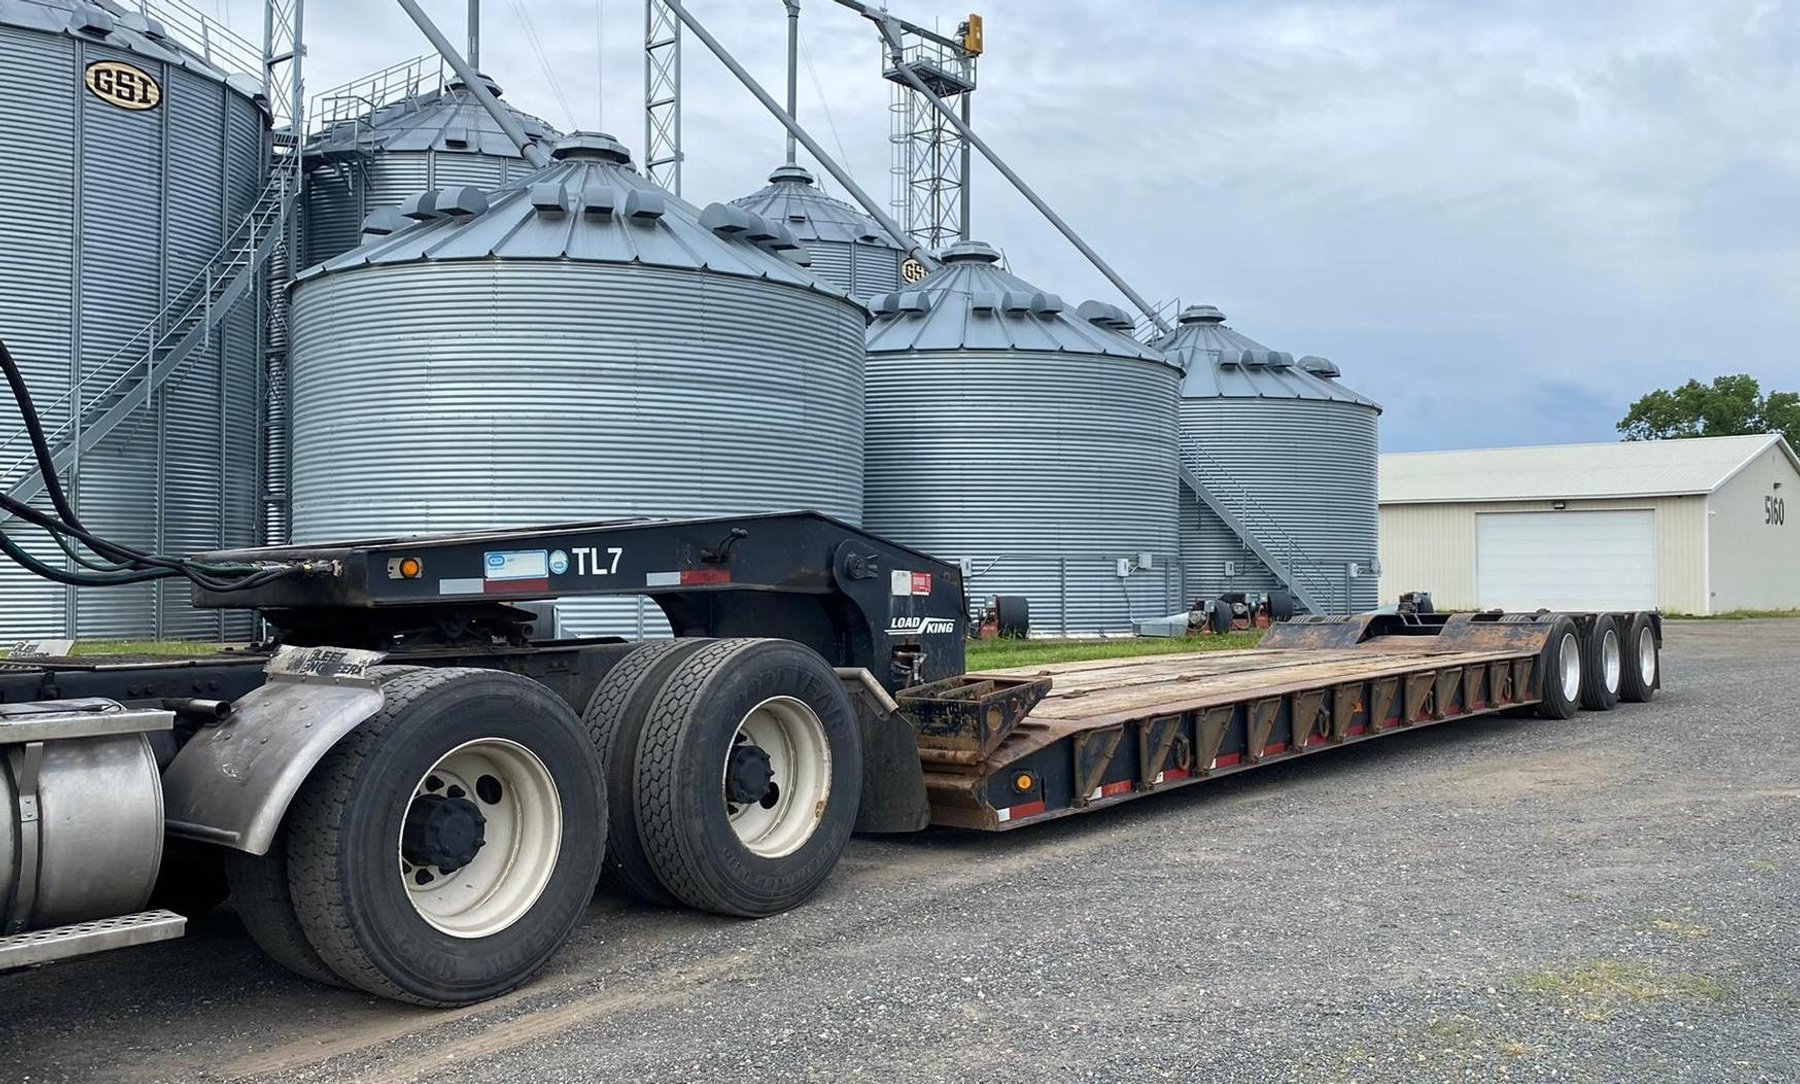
[{"x1": 0, "y1": 910, "x2": 186, "y2": 969}]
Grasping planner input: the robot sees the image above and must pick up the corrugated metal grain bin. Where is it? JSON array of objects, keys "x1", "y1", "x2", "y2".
[
  {"x1": 289, "y1": 133, "x2": 868, "y2": 636},
  {"x1": 1161, "y1": 305, "x2": 1382, "y2": 613},
  {"x1": 0, "y1": 0, "x2": 265, "y2": 641},
  {"x1": 731, "y1": 165, "x2": 905, "y2": 302},
  {"x1": 301, "y1": 74, "x2": 557, "y2": 267},
  {"x1": 863, "y1": 241, "x2": 1182, "y2": 635}
]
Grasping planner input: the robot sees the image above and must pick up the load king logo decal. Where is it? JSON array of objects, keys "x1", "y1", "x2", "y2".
[
  {"x1": 889, "y1": 615, "x2": 957, "y2": 636},
  {"x1": 85, "y1": 60, "x2": 162, "y2": 112}
]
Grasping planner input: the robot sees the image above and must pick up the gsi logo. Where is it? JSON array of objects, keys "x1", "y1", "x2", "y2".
[
  {"x1": 486, "y1": 554, "x2": 507, "y2": 569},
  {"x1": 85, "y1": 60, "x2": 162, "y2": 112}
]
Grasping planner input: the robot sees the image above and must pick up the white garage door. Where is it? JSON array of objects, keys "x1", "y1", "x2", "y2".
[{"x1": 1476, "y1": 510, "x2": 1658, "y2": 611}]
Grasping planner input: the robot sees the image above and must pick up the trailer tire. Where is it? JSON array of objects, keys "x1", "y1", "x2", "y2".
[
  {"x1": 282, "y1": 666, "x2": 606, "y2": 1007},
  {"x1": 634, "y1": 639, "x2": 861, "y2": 918},
  {"x1": 1619, "y1": 613, "x2": 1658, "y2": 703},
  {"x1": 224, "y1": 829, "x2": 347, "y2": 988},
  {"x1": 1209, "y1": 602, "x2": 1232, "y2": 635},
  {"x1": 584, "y1": 638, "x2": 714, "y2": 906},
  {"x1": 1535, "y1": 616, "x2": 1584, "y2": 720},
  {"x1": 1579, "y1": 615, "x2": 1623, "y2": 711}
]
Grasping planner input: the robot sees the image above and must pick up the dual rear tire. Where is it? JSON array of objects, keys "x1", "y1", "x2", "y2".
[
  {"x1": 227, "y1": 667, "x2": 606, "y2": 1007},
  {"x1": 588, "y1": 639, "x2": 861, "y2": 918}
]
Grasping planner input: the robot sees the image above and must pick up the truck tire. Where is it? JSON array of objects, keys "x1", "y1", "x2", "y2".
[
  {"x1": 633, "y1": 639, "x2": 861, "y2": 918},
  {"x1": 1579, "y1": 615, "x2": 1622, "y2": 711},
  {"x1": 282, "y1": 666, "x2": 606, "y2": 1006},
  {"x1": 224, "y1": 828, "x2": 348, "y2": 988},
  {"x1": 1619, "y1": 612, "x2": 1659, "y2": 703},
  {"x1": 1535, "y1": 616, "x2": 1583, "y2": 720},
  {"x1": 583, "y1": 638, "x2": 714, "y2": 906}
]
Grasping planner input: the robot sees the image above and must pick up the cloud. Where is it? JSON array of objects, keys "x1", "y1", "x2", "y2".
[{"x1": 286, "y1": 0, "x2": 1800, "y2": 452}]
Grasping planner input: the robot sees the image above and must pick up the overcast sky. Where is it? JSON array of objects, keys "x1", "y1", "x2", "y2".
[{"x1": 228, "y1": 0, "x2": 1798, "y2": 451}]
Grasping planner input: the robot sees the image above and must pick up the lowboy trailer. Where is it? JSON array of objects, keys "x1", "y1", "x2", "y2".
[{"x1": 0, "y1": 511, "x2": 1662, "y2": 1006}]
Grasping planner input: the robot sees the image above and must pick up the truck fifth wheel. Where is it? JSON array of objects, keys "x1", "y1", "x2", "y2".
[{"x1": 0, "y1": 512, "x2": 1662, "y2": 1005}]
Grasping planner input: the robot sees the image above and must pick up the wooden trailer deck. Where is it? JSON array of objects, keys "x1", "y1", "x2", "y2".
[{"x1": 900, "y1": 613, "x2": 1600, "y2": 831}]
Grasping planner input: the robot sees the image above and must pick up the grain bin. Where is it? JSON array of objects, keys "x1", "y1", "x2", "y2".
[
  {"x1": 301, "y1": 73, "x2": 557, "y2": 267},
  {"x1": 289, "y1": 132, "x2": 868, "y2": 636},
  {"x1": 0, "y1": 0, "x2": 266, "y2": 641},
  {"x1": 1161, "y1": 305, "x2": 1382, "y2": 613},
  {"x1": 864, "y1": 241, "x2": 1182, "y2": 635},
  {"x1": 731, "y1": 165, "x2": 905, "y2": 301}
]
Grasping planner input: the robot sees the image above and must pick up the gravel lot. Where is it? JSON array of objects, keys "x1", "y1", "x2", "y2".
[{"x1": 3, "y1": 620, "x2": 1796, "y2": 1083}]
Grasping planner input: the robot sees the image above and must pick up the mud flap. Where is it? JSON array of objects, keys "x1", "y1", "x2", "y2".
[{"x1": 855, "y1": 709, "x2": 932, "y2": 834}]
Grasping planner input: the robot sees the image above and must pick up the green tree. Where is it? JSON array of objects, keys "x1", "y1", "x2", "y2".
[{"x1": 1618, "y1": 374, "x2": 1795, "y2": 443}]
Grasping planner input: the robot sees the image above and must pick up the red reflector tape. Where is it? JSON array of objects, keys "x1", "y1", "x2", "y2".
[
  {"x1": 1158, "y1": 767, "x2": 1191, "y2": 783},
  {"x1": 1211, "y1": 753, "x2": 1241, "y2": 769},
  {"x1": 996, "y1": 799, "x2": 1046, "y2": 824},
  {"x1": 1089, "y1": 779, "x2": 1132, "y2": 800},
  {"x1": 1264, "y1": 742, "x2": 1287, "y2": 756},
  {"x1": 485, "y1": 578, "x2": 549, "y2": 594},
  {"x1": 680, "y1": 569, "x2": 731, "y2": 586}
]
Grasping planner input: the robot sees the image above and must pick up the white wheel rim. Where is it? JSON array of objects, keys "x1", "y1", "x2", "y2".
[
  {"x1": 1638, "y1": 626, "x2": 1657, "y2": 685},
  {"x1": 399, "y1": 738, "x2": 562, "y2": 939},
  {"x1": 1559, "y1": 632, "x2": 1582, "y2": 702},
  {"x1": 1602, "y1": 628, "x2": 1622, "y2": 693},
  {"x1": 723, "y1": 696, "x2": 831, "y2": 860}
]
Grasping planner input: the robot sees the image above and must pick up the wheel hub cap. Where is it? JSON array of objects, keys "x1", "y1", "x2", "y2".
[
  {"x1": 724, "y1": 744, "x2": 776, "y2": 806},
  {"x1": 402, "y1": 793, "x2": 488, "y2": 874}
]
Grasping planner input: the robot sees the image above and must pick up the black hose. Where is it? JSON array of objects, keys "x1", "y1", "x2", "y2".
[{"x1": 0, "y1": 334, "x2": 300, "y2": 594}]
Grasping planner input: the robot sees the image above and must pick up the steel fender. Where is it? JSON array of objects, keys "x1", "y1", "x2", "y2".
[{"x1": 161, "y1": 676, "x2": 384, "y2": 855}]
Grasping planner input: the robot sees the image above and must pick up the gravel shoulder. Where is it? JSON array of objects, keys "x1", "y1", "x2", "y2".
[{"x1": 2, "y1": 620, "x2": 1796, "y2": 1083}]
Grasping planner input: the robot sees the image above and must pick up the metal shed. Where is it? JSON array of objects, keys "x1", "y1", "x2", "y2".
[
  {"x1": 1380, "y1": 434, "x2": 1800, "y2": 615},
  {"x1": 1160, "y1": 305, "x2": 1383, "y2": 614},
  {"x1": 863, "y1": 241, "x2": 1182, "y2": 635}
]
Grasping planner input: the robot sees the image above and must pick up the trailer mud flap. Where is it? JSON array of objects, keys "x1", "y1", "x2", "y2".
[
  {"x1": 161, "y1": 648, "x2": 385, "y2": 855},
  {"x1": 855, "y1": 708, "x2": 933, "y2": 834}
]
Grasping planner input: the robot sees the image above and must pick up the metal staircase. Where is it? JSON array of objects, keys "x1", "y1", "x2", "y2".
[
  {"x1": 1179, "y1": 442, "x2": 1341, "y2": 615},
  {"x1": 0, "y1": 152, "x2": 302, "y2": 521}
]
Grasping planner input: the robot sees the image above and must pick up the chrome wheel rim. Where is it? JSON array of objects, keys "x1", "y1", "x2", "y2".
[
  {"x1": 1559, "y1": 632, "x2": 1582, "y2": 703},
  {"x1": 1638, "y1": 626, "x2": 1657, "y2": 685},
  {"x1": 399, "y1": 738, "x2": 562, "y2": 939},
  {"x1": 722, "y1": 696, "x2": 831, "y2": 859},
  {"x1": 1602, "y1": 628, "x2": 1622, "y2": 693}
]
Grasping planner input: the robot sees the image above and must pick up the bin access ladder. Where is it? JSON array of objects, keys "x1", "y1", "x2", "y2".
[{"x1": 0, "y1": 152, "x2": 302, "y2": 520}]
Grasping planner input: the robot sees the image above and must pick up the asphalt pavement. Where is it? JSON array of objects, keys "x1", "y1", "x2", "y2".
[{"x1": 3, "y1": 619, "x2": 1796, "y2": 1083}]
